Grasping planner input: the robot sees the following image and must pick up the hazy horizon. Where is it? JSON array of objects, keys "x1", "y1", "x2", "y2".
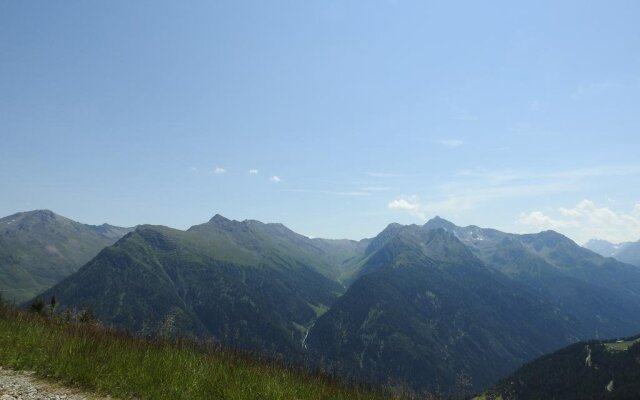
[{"x1": 1, "y1": 1, "x2": 639, "y2": 244}]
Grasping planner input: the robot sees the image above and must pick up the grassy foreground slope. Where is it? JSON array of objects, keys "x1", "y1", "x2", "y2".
[{"x1": 0, "y1": 306, "x2": 385, "y2": 400}]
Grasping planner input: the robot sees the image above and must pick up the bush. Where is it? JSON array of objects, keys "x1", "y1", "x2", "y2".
[{"x1": 30, "y1": 298, "x2": 44, "y2": 314}]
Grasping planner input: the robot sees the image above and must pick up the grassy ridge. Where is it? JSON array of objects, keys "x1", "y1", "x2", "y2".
[{"x1": 0, "y1": 306, "x2": 386, "y2": 400}]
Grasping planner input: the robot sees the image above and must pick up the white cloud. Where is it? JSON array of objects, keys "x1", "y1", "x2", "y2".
[
  {"x1": 398, "y1": 182, "x2": 570, "y2": 218},
  {"x1": 270, "y1": 175, "x2": 281, "y2": 183},
  {"x1": 188, "y1": 166, "x2": 198, "y2": 173},
  {"x1": 438, "y1": 139, "x2": 464, "y2": 148},
  {"x1": 559, "y1": 207, "x2": 582, "y2": 218},
  {"x1": 387, "y1": 165, "x2": 640, "y2": 239},
  {"x1": 388, "y1": 181, "x2": 573, "y2": 222},
  {"x1": 214, "y1": 167, "x2": 227, "y2": 175},
  {"x1": 518, "y1": 211, "x2": 577, "y2": 229},
  {"x1": 426, "y1": 165, "x2": 640, "y2": 216},
  {"x1": 388, "y1": 196, "x2": 426, "y2": 220},
  {"x1": 248, "y1": 169, "x2": 259, "y2": 175},
  {"x1": 518, "y1": 200, "x2": 640, "y2": 244}
]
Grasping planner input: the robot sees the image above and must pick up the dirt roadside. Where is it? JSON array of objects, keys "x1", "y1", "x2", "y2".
[{"x1": 0, "y1": 367, "x2": 111, "y2": 400}]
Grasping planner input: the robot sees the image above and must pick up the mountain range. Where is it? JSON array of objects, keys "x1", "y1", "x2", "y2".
[
  {"x1": 38, "y1": 214, "x2": 361, "y2": 358},
  {"x1": 0, "y1": 210, "x2": 133, "y2": 303},
  {"x1": 306, "y1": 218, "x2": 640, "y2": 390},
  {"x1": 584, "y1": 238, "x2": 640, "y2": 267},
  {"x1": 4, "y1": 210, "x2": 640, "y2": 394}
]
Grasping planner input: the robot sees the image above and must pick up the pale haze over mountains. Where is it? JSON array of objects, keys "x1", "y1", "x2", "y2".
[{"x1": 584, "y1": 238, "x2": 640, "y2": 267}]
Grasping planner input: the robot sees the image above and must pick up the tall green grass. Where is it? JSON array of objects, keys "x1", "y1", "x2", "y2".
[{"x1": 0, "y1": 306, "x2": 389, "y2": 400}]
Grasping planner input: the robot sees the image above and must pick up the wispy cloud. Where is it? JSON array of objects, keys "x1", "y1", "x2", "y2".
[
  {"x1": 388, "y1": 181, "x2": 572, "y2": 221},
  {"x1": 570, "y1": 75, "x2": 640, "y2": 100},
  {"x1": 287, "y1": 189, "x2": 370, "y2": 196},
  {"x1": 518, "y1": 200, "x2": 640, "y2": 244},
  {"x1": 366, "y1": 172, "x2": 402, "y2": 178},
  {"x1": 388, "y1": 165, "x2": 640, "y2": 226},
  {"x1": 450, "y1": 105, "x2": 478, "y2": 121},
  {"x1": 387, "y1": 164, "x2": 640, "y2": 235},
  {"x1": 188, "y1": 166, "x2": 198, "y2": 173},
  {"x1": 270, "y1": 175, "x2": 281, "y2": 183},
  {"x1": 214, "y1": 167, "x2": 227, "y2": 175},
  {"x1": 438, "y1": 139, "x2": 464, "y2": 148},
  {"x1": 546, "y1": 165, "x2": 640, "y2": 179},
  {"x1": 248, "y1": 169, "x2": 259, "y2": 175},
  {"x1": 359, "y1": 186, "x2": 392, "y2": 192},
  {"x1": 571, "y1": 81, "x2": 620, "y2": 100},
  {"x1": 453, "y1": 165, "x2": 640, "y2": 182}
]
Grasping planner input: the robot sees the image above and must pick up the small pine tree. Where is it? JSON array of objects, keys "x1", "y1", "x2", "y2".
[
  {"x1": 30, "y1": 298, "x2": 45, "y2": 314},
  {"x1": 49, "y1": 295, "x2": 57, "y2": 318}
]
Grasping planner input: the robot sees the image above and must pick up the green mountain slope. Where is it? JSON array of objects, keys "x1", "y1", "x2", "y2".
[
  {"x1": 39, "y1": 216, "x2": 355, "y2": 358},
  {"x1": 186, "y1": 215, "x2": 365, "y2": 282},
  {"x1": 422, "y1": 218, "x2": 640, "y2": 339},
  {"x1": 480, "y1": 334, "x2": 640, "y2": 399},
  {"x1": 0, "y1": 210, "x2": 132, "y2": 302},
  {"x1": 305, "y1": 227, "x2": 580, "y2": 392}
]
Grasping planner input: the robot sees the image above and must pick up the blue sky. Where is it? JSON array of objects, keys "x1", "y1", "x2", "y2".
[{"x1": 1, "y1": 1, "x2": 639, "y2": 243}]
